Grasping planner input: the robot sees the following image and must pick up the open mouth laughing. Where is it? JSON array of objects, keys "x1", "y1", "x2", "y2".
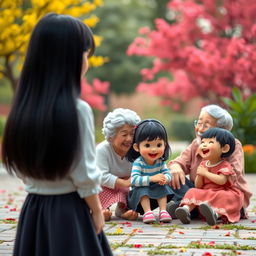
[
  {"x1": 148, "y1": 153, "x2": 158, "y2": 158},
  {"x1": 202, "y1": 149, "x2": 210, "y2": 155}
]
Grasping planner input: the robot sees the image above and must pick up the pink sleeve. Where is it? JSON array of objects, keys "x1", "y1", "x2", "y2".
[
  {"x1": 227, "y1": 139, "x2": 252, "y2": 208},
  {"x1": 216, "y1": 162, "x2": 235, "y2": 176},
  {"x1": 216, "y1": 161, "x2": 236, "y2": 187},
  {"x1": 169, "y1": 140, "x2": 195, "y2": 175}
]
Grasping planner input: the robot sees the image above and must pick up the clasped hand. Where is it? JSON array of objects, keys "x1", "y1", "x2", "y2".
[
  {"x1": 196, "y1": 165, "x2": 208, "y2": 176},
  {"x1": 150, "y1": 173, "x2": 167, "y2": 185}
]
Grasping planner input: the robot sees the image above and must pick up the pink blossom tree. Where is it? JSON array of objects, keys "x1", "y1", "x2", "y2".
[
  {"x1": 127, "y1": 0, "x2": 256, "y2": 110},
  {"x1": 80, "y1": 78, "x2": 109, "y2": 111}
]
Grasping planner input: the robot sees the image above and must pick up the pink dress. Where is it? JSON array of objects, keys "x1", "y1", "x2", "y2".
[
  {"x1": 171, "y1": 138, "x2": 252, "y2": 216},
  {"x1": 181, "y1": 160, "x2": 244, "y2": 223}
]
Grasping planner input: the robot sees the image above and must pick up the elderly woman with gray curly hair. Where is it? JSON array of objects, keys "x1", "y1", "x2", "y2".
[{"x1": 96, "y1": 108, "x2": 141, "y2": 221}]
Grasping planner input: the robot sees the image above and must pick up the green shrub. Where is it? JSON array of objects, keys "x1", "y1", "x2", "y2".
[
  {"x1": 169, "y1": 117, "x2": 195, "y2": 142},
  {"x1": 222, "y1": 88, "x2": 256, "y2": 173},
  {"x1": 222, "y1": 87, "x2": 256, "y2": 145}
]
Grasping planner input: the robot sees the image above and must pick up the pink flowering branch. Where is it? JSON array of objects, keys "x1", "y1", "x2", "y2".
[
  {"x1": 127, "y1": 0, "x2": 256, "y2": 109},
  {"x1": 80, "y1": 78, "x2": 109, "y2": 111}
]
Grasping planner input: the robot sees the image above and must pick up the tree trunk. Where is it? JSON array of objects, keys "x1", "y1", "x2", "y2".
[{"x1": 5, "y1": 55, "x2": 19, "y2": 92}]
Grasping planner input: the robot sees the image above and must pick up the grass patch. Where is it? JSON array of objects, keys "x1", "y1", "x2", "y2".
[
  {"x1": 188, "y1": 241, "x2": 255, "y2": 250},
  {"x1": 0, "y1": 218, "x2": 17, "y2": 224},
  {"x1": 105, "y1": 232, "x2": 127, "y2": 236},
  {"x1": 199, "y1": 224, "x2": 256, "y2": 230}
]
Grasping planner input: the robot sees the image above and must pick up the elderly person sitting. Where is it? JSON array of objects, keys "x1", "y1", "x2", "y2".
[
  {"x1": 96, "y1": 108, "x2": 141, "y2": 221},
  {"x1": 167, "y1": 104, "x2": 252, "y2": 219}
]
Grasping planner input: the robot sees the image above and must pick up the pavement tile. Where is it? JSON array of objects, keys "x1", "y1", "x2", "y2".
[
  {"x1": 106, "y1": 235, "x2": 130, "y2": 244},
  {"x1": 127, "y1": 234, "x2": 167, "y2": 246},
  {"x1": 113, "y1": 247, "x2": 152, "y2": 256},
  {"x1": 0, "y1": 225, "x2": 16, "y2": 233},
  {"x1": 0, "y1": 166, "x2": 256, "y2": 255}
]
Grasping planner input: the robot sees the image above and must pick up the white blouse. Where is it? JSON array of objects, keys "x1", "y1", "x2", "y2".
[
  {"x1": 96, "y1": 140, "x2": 132, "y2": 189},
  {"x1": 20, "y1": 99, "x2": 102, "y2": 198}
]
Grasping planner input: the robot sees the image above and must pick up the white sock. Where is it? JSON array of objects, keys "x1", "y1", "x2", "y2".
[{"x1": 183, "y1": 205, "x2": 190, "y2": 211}]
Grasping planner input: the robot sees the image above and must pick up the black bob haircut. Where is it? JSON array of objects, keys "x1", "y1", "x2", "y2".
[
  {"x1": 126, "y1": 119, "x2": 171, "y2": 162},
  {"x1": 201, "y1": 127, "x2": 236, "y2": 158}
]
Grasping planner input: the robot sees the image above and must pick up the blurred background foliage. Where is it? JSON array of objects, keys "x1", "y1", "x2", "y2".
[
  {"x1": 1, "y1": 0, "x2": 255, "y2": 172},
  {"x1": 87, "y1": 0, "x2": 169, "y2": 95}
]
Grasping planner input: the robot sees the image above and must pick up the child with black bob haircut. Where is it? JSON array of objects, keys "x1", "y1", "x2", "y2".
[
  {"x1": 175, "y1": 127, "x2": 244, "y2": 225},
  {"x1": 1, "y1": 13, "x2": 112, "y2": 255},
  {"x1": 126, "y1": 119, "x2": 174, "y2": 224}
]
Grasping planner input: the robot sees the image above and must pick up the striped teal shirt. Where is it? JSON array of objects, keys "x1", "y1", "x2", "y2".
[{"x1": 131, "y1": 156, "x2": 172, "y2": 187}]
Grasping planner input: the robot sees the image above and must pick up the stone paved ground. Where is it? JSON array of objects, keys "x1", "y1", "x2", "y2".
[{"x1": 0, "y1": 166, "x2": 255, "y2": 256}]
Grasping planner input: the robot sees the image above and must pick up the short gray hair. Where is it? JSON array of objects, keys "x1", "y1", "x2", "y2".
[
  {"x1": 102, "y1": 108, "x2": 141, "y2": 141},
  {"x1": 201, "y1": 104, "x2": 233, "y2": 130}
]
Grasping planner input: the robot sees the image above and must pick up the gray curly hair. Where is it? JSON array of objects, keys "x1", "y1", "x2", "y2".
[
  {"x1": 102, "y1": 108, "x2": 141, "y2": 141},
  {"x1": 201, "y1": 104, "x2": 233, "y2": 130}
]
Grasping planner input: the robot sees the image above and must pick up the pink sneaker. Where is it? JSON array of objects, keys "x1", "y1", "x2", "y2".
[
  {"x1": 143, "y1": 211, "x2": 156, "y2": 224},
  {"x1": 159, "y1": 210, "x2": 172, "y2": 223}
]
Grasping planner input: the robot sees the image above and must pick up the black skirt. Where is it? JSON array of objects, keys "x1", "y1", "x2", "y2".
[{"x1": 14, "y1": 192, "x2": 113, "y2": 256}]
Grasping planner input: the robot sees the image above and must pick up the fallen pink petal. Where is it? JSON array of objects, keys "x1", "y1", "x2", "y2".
[
  {"x1": 202, "y1": 252, "x2": 213, "y2": 256},
  {"x1": 208, "y1": 241, "x2": 215, "y2": 246}
]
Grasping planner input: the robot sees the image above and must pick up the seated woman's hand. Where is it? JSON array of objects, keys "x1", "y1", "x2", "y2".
[
  {"x1": 115, "y1": 177, "x2": 131, "y2": 188},
  {"x1": 168, "y1": 163, "x2": 186, "y2": 190}
]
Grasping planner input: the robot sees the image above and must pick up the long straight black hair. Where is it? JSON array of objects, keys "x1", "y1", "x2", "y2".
[
  {"x1": 2, "y1": 13, "x2": 95, "y2": 180},
  {"x1": 126, "y1": 119, "x2": 171, "y2": 162}
]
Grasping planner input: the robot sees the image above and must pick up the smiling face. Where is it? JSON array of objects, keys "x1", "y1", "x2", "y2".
[
  {"x1": 195, "y1": 111, "x2": 218, "y2": 139},
  {"x1": 133, "y1": 137, "x2": 165, "y2": 165},
  {"x1": 111, "y1": 124, "x2": 135, "y2": 158},
  {"x1": 199, "y1": 137, "x2": 230, "y2": 165}
]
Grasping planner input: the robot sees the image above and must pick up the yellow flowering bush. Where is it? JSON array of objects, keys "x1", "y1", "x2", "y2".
[
  {"x1": 0, "y1": 0, "x2": 105, "y2": 90},
  {"x1": 243, "y1": 144, "x2": 256, "y2": 173}
]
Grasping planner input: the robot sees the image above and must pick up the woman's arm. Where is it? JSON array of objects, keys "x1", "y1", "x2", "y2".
[
  {"x1": 84, "y1": 194, "x2": 104, "y2": 234},
  {"x1": 115, "y1": 177, "x2": 131, "y2": 188},
  {"x1": 168, "y1": 141, "x2": 195, "y2": 189},
  {"x1": 96, "y1": 143, "x2": 119, "y2": 189},
  {"x1": 228, "y1": 139, "x2": 252, "y2": 208}
]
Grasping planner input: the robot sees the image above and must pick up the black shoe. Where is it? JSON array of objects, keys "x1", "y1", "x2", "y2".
[
  {"x1": 166, "y1": 200, "x2": 180, "y2": 219},
  {"x1": 175, "y1": 207, "x2": 191, "y2": 224},
  {"x1": 199, "y1": 203, "x2": 218, "y2": 226}
]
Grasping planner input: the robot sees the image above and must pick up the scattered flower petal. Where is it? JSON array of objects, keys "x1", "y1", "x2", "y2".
[
  {"x1": 134, "y1": 244, "x2": 142, "y2": 248},
  {"x1": 116, "y1": 227, "x2": 123, "y2": 234},
  {"x1": 179, "y1": 231, "x2": 185, "y2": 234},
  {"x1": 224, "y1": 232, "x2": 231, "y2": 236},
  {"x1": 202, "y1": 253, "x2": 212, "y2": 256}
]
